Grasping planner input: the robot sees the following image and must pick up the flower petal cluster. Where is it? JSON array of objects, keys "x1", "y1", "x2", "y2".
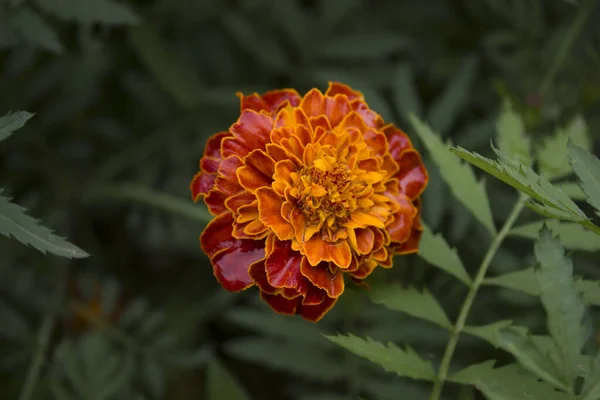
[{"x1": 191, "y1": 82, "x2": 428, "y2": 322}]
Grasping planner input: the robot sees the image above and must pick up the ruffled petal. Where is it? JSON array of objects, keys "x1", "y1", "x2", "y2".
[
  {"x1": 237, "y1": 149, "x2": 275, "y2": 191},
  {"x1": 190, "y1": 172, "x2": 215, "y2": 201},
  {"x1": 396, "y1": 149, "x2": 429, "y2": 199},
  {"x1": 300, "y1": 258, "x2": 344, "y2": 298},
  {"x1": 261, "y1": 292, "x2": 299, "y2": 315},
  {"x1": 300, "y1": 89, "x2": 325, "y2": 118},
  {"x1": 256, "y1": 187, "x2": 295, "y2": 240},
  {"x1": 325, "y1": 81, "x2": 364, "y2": 101},
  {"x1": 265, "y1": 238, "x2": 303, "y2": 289},
  {"x1": 200, "y1": 212, "x2": 236, "y2": 258},
  {"x1": 211, "y1": 238, "x2": 264, "y2": 292},
  {"x1": 299, "y1": 296, "x2": 337, "y2": 322},
  {"x1": 304, "y1": 235, "x2": 352, "y2": 268},
  {"x1": 223, "y1": 110, "x2": 274, "y2": 158}
]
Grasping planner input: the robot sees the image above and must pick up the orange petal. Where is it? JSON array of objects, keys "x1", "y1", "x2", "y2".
[
  {"x1": 237, "y1": 92, "x2": 268, "y2": 113},
  {"x1": 265, "y1": 238, "x2": 303, "y2": 289},
  {"x1": 299, "y1": 296, "x2": 337, "y2": 322},
  {"x1": 261, "y1": 89, "x2": 301, "y2": 111},
  {"x1": 396, "y1": 149, "x2": 429, "y2": 199},
  {"x1": 214, "y1": 155, "x2": 244, "y2": 195},
  {"x1": 237, "y1": 150, "x2": 275, "y2": 191},
  {"x1": 300, "y1": 258, "x2": 345, "y2": 298},
  {"x1": 349, "y1": 212, "x2": 385, "y2": 229},
  {"x1": 351, "y1": 99, "x2": 383, "y2": 128},
  {"x1": 211, "y1": 238, "x2": 264, "y2": 292},
  {"x1": 350, "y1": 259, "x2": 378, "y2": 280},
  {"x1": 273, "y1": 160, "x2": 298, "y2": 196},
  {"x1": 243, "y1": 219, "x2": 269, "y2": 237},
  {"x1": 304, "y1": 235, "x2": 352, "y2": 268},
  {"x1": 325, "y1": 81, "x2": 364, "y2": 101},
  {"x1": 261, "y1": 292, "x2": 299, "y2": 316},
  {"x1": 396, "y1": 199, "x2": 424, "y2": 254},
  {"x1": 256, "y1": 187, "x2": 294, "y2": 240},
  {"x1": 223, "y1": 110, "x2": 274, "y2": 158},
  {"x1": 363, "y1": 128, "x2": 388, "y2": 156},
  {"x1": 200, "y1": 212, "x2": 236, "y2": 257},
  {"x1": 236, "y1": 201, "x2": 259, "y2": 223},
  {"x1": 323, "y1": 94, "x2": 352, "y2": 127},
  {"x1": 190, "y1": 172, "x2": 215, "y2": 201},
  {"x1": 338, "y1": 111, "x2": 368, "y2": 133},
  {"x1": 355, "y1": 228, "x2": 375, "y2": 254},
  {"x1": 300, "y1": 89, "x2": 325, "y2": 117},
  {"x1": 225, "y1": 191, "x2": 256, "y2": 213}
]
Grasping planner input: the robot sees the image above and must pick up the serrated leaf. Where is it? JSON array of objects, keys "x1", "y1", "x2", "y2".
[
  {"x1": 418, "y1": 224, "x2": 471, "y2": 285},
  {"x1": 511, "y1": 220, "x2": 600, "y2": 251},
  {"x1": 129, "y1": 24, "x2": 204, "y2": 111},
  {"x1": 496, "y1": 328, "x2": 568, "y2": 390},
  {"x1": 0, "y1": 111, "x2": 34, "y2": 142},
  {"x1": 11, "y1": 8, "x2": 62, "y2": 53},
  {"x1": 0, "y1": 191, "x2": 89, "y2": 258},
  {"x1": 324, "y1": 334, "x2": 436, "y2": 381},
  {"x1": 410, "y1": 115, "x2": 496, "y2": 235},
  {"x1": 315, "y1": 34, "x2": 411, "y2": 60},
  {"x1": 225, "y1": 338, "x2": 344, "y2": 382},
  {"x1": 496, "y1": 101, "x2": 531, "y2": 166},
  {"x1": 36, "y1": 0, "x2": 139, "y2": 25},
  {"x1": 427, "y1": 55, "x2": 478, "y2": 135},
  {"x1": 484, "y1": 267, "x2": 600, "y2": 306},
  {"x1": 556, "y1": 182, "x2": 586, "y2": 200},
  {"x1": 581, "y1": 353, "x2": 600, "y2": 400},
  {"x1": 393, "y1": 64, "x2": 422, "y2": 119},
  {"x1": 450, "y1": 146, "x2": 586, "y2": 221},
  {"x1": 369, "y1": 283, "x2": 451, "y2": 329},
  {"x1": 569, "y1": 142, "x2": 600, "y2": 216},
  {"x1": 535, "y1": 226, "x2": 586, "y2": 388},
  {"x1": 451, "y1": 361, "x2": 572, "y2": 400},
  {"x1": 538, "y1": 115, "x2": 590, "y2": 180},
  {"x1": 207, "y1": 358, "x2": 250, "y2": 400},
  {"x1": 463, "y1": 320, "x2": 514, "y2": 348}
]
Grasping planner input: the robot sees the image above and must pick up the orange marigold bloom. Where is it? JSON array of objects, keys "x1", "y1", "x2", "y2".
[{"x1": 190, "y1": 82, "x2": 428, "y2": 322}]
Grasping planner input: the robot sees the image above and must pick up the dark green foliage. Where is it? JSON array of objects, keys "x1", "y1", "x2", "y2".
[{"x1": 1, "y1": 0, "x2": 600, "y2": 399}]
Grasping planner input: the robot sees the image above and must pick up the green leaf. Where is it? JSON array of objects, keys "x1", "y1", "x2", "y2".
[
  {"x1": 0, "y1": 190, "x2": 89, "y2": 258},
  {"x1": 36, "y1": 0, "x2": 140, "y2": 25},
  {"x1": 426, "y1": 55, "x2": 478, "y2": 135},
  {"x1": 581, "y1": 352, "x2": 600, "y2": 400},
  {"x1": 556, "y1": 182, "x2": 587, "y2": 201},
  {"x1": 511, "y1": 220, "x2": 600, "y2": 251},
  {"x1": 484, "y1": 267, "x2": 600, "y2": 307},
  {"x1": 369, "y1": 283, "x2": 451, "y2": 329},
  {"x1": 11, "y1": 8, "x2": 62, "y2": 53},
  {"x1": 129, "y1": 24, "x2": 204, "y2": 111},
  {"x1": 496, "y1": 101, "x2": 531, "y2": 166},
  {"x1": 324, "y1": 334, "x2": 436, "y2": 381},
  {"x1": 315, "y1": 33, "x2": 411, "y2": 60},
  {"x1": 569, "y1": 142, "x2": 600, "y2": 216},
  {"x1": 392, "y1": 64, "x2": 422, "y2": 119},
  {"x1": 463, "y1": 320, "x2": 514, "y2": 348},
  {"x1": 417, "y1": 224, "x2": 472, "y2": 285},
  {"x1": 207, "y1": 358, "x2": 250, "y2": 400},
  {"x1": 225, "y1": 338, "x2": 344, "y2": 383},
  {"x1": 451, "y1": 361, "x2": 572, "y2": 400},
  {"x1": 0, "y1": 111, "x2": 34, "y2": 142},
  {"x1": 535, "y1": 226, "x2": 586, "y2": 388},
  {"x1": 410, "y1": 115, "x2": 496, "y2": 235},
  {"x1": 450, "y1": 146, "x2": 586, "y2": 221},
  {"x1": 538, "y1": 115, "x2": 590, "y2": 180}
]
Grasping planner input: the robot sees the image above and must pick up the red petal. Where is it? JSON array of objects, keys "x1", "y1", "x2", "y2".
[
  {"x1": 222, "y1": 110, "x2": 274, "y2": 158},
  {"x1": 323, "y1": 95, "x2": 352, "y2": 128},
  {"x1": 211, "y1": 238, "x2": 264, "y2": 292},
  {"x1": 214, "y1": 155, "x2": 244, "y2": 195},
  {"x1": 299, "y1": 283, "x2": 327, "y2": 305},
  {"x1": 204, "y1": 132, "x2": 231, "y2": 158},
  {"x1": 383, "y1": 125, "x2": 414, "y2": 162},
  {"x1": 299, "y1": 296, "x2": 337, "y2": 322},
  {"x1": 396, "y1": 199, "x2": 424, "y2": 255},
  {"x1": 204, "y1": 189, "x2": 229, "y2": 215},
  {"x1": 351, "y1": 99, "x2": 383, "y2": 128},
  {"x1": 256, "y1": 187, "x2": 295, "y2": 240},
  {"x1": 300, "y1": 89, "x2": 325, "y2": 118},
  {"x1": 396, "y1": 149, "x2": 429, "y2": 199},
  {"x1": 190, "y1": 172, "x2": 215, "y2": 201},
  {"x1": 249, "y1": 258, "x2": 278, "y2": 294},
  {"x1": 200, "y1": 212, "x2": 236, "y2": 258},
  {"x1": 355, "y1": 228, "x2": 375, "y2": 255},
  {"x1": 261, "y1": 89, "x2": 302, "y2": 112},
  {"x1": 237, "y1": 92, "x2": 268, "y2": 113},
  {"x1": 363, "y1": 128, "x2": 388, "y2": 156},
  {"x1": 300, "y1": 258, "x2": 345, "y2": 298},
  {"x1": 265, "y1": 238, "x2": 303, "y2": 289},
  {"x1": 325, "y1": 82, "x2": 364, "y2": 101},
  {"x1": 225, "y1": 191, "x2": 256, "y2": 214},
  {"x1": 261, "y1": 292, "x2": 299, "y2": 316}
]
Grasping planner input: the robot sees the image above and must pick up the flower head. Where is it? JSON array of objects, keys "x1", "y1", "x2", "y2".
[{"x1": 191, "y1": 82, "x2": 428, "y2": 322}]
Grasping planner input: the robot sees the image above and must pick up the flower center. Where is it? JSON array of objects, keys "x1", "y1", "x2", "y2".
[{"x1": 289, "y1": 151, "x2": 363, "y2": 240}]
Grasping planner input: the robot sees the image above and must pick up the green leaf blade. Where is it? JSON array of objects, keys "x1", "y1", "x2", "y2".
[
  {"x1": 568, "y1": 142, "x2": 600, "y2": 216},
  {"x1": 324, "y1": 334, "x2": 436, "y2": 381},
  {"x1": 0, "y1": 111, "x2": 34, "y2": 142},
  {"x1": 417, "y1": 224, "x2": 471, "y2": 285},
  {"x1": 511, "y1": 220, "x2": 600, "y2": 251},
  {"x1": 496, "y1": 102, "x2": 531, "y2": 166},
  {"x1": 410, "y1": 115, "x2": 496, "y2": 235},
  {"x1": 0, "y1": 191, "x2": 89, "y2": 259}
]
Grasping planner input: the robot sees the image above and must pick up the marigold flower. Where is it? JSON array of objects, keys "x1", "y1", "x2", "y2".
[{"x1": 191, "y1": 82, "x2": 428, "y2": 322}]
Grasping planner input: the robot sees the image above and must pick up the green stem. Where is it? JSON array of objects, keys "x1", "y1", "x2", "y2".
[
  {"x1": 581, "y1": 219, "x2": 600, "y2": 236},
  {"x1": 429, "y1": 194, "x2": 528, "y2": 400},
  {"x1": 84, "y1": 183, "x2": 212, "y2": 223},
  {"x1": 19, "y1": 267, "x2": 67, "y2": 400},
  {"x1": 538, "y1": 0, "x2": 597, "y2": 96}
]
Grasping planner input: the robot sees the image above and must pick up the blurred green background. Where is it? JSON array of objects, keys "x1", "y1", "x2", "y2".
[{"x1": 1, "y1": 0, "x2": 600, "y2": 399}]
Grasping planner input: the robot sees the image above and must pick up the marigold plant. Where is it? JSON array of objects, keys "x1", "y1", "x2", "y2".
[{"x1": 190, "y1": 82, "x2": 428, "y2": 322}]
